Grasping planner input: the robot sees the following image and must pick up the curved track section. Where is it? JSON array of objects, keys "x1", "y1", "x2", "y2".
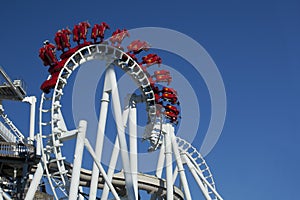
[
  {"x1": 39, "y1": 44, "x2": 157, "y2": 195},
  {"x1": 176, "y1": 137, "x2": 219, "y2": 200}
]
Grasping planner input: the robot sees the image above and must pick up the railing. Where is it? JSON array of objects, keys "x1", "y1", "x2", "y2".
[
  {"x1": 0, "y1": 142, "x2": 35, "y2": 158},
  {"x1": 0, "y1": 121, "x2": 16, "y2": 142}
]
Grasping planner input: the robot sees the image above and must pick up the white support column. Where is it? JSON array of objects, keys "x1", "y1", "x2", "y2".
[
  {"x1": 151, "y1": 134, "x2": 165, "y2": 199},
  {"x1": 89, "y1": 67, "x2": 111, "y2": 200},
  {"x1": 173, "y1": 166, "x2": 178, "y2": 184},
  {"x1": 107, "y1": 65, "x2": 136, "y2": 200},
  {"x1": 156, "y1": 139, "x2": 165, "y2": 178},
  {"x1": 101, "y1": 107, "x2": 130, "y2": 200},
  {"x1": 69, "y1": 121, "x2": 86, "y2": 200},
  {"x1": 183, "y1": 154, "x2": 212, "y2": 200},
  {"x1": 101, "y1": 137, "x2": 120, "y2": 199},
  {"x1": 84, "y1": 139, "x2": 121, "y2": 200},
  {"x1": 164, "y1": 124, "x2": 173, "y2": 200},
  {"x1": 29, "y1": 97, "x2": 36, "y2": 144},
  {"x1": 24, "y1": 162, "x2": 44, "y2": 200},
  {"x1": 129, "y1": 102, "x2": 138, "y2": 198},
  {"x1": 35, "y1": 133, "x2": 41, "y2": 156},
  {"x1": 169, "y1": 124, "x2": 192, "y2": 200},
  {"x1": 22, "y1": 96, "x2": 36, "y2": 144}
]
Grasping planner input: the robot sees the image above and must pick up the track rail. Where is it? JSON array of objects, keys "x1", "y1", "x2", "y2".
[{"x1": 176, "y1": 137, "x2": 220, "y2": 200}]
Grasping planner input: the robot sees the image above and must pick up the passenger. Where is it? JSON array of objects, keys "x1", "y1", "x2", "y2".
[
  {"x1": 61, "y1": 28, "x2": 72, "y2": 50},
  {"x1": 39, "y1": 40, "x2": 58, "y2": 66}
]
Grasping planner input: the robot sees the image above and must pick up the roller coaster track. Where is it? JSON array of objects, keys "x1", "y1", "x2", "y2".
[
  {"x1": 34, "y1": 26, "x2": 223, "y2": 199},
  {"x1": 39, "y1": 43, "x2": 158, "y2": 198},
  {"x1": 176, "y1": 137, "x2": 220, "y2": 200}
]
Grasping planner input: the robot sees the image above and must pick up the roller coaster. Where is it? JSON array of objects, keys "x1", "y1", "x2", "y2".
[{"x1": 0, "y1": 21, "x2": 223, "y2": 200}]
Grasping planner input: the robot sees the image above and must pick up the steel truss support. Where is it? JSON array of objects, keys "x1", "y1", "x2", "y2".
[
  {"x1": 169, "y1": 125, "x2": 192, "y2": 200},
  {"x1": 25, "y1": 120, "x2": 122, "y2": 200},
  {"x1": 102, "y1": 95, "x2": 141, "y2": 200},
  {"x1": 69, "y1": 121, "x2": 87, "y2": 200},
  {"x1": 163, "y1": 124, "x2": 192, "y2": 200},
  {"x1": 25, "y1": 160, "x2": 44, "y2": 200},
  {"x1": 96, "y1": 65, "x2": 137, "y2": 199},
  {"x1": 22, "y1": 96, "x2": 37, "y2": 144},
  {"x1": 107, "y1": 64, "x2": 137, "y2": 200},
  {"x1": 156, "y1": 140, "x2": 165, "y2": 178},
  {"x1": 151, "y1": 144, "x2": 165, "y2": 200},
  {"x1": 152, "y1": 124, "x2": 192, "y2": 200},
  {"x1": 64, "y1": 119, "x2": 121, "y2": 200},
  {"x1": 90, "y1": 64, "x2": 138, "y2": 199},
  {"x1": 89, "y1": 64, "x2": 111, "y2": 200},
  {"x1": 164, "y1": 124, "x2": 173, "y2": 200},
  {"x1": 129, "y1": 99, "x2": 138, "y2": 199},
  {"x1": 84, "y1": 138, "x2": 121, "y2": 200},
  {"x1": 101, "y1": 105, "x2": 130, "y2": 199}
]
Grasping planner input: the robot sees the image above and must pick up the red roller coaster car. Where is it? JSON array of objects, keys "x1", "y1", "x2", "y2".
[
  {"x1": 154, "y1": 70, "x2": 169, "y2": 76},
  {"x1": 110, "y1": 29, "x2": 130, "y2": 48},
  {"x1": 164, "y1": 104, "x2": 180, "y2": 115},
  {"x1": 161, "y1": 93, "x2": 178, "y2": 104},
  {"x1": 91, "y1": 22, "x2": 110, "y2": 43},
  {"x1": 164, "y1": 111, "x2": 179, "y2": 124},
  {"x1": 127, "y1": 40, "x2": 150, "y2": 54},
  {"x1": 161, "y1": 87, "x2": 177, "y2": 95},
  {"x1": 40, "y1": 71, "x2": 60, "y2": 94},
  {"x1": 55, "y1": 28, "x2": 71, "y2": 52},
  {"x1": 73, "y1": 21, "x2": 91, "y2": 44},
  {"x1": 141, "y1": 54, "x2": 162, "y2": 67},
  {"x1": 153, "y1": 70, "x2": 172, "y2": 85}
]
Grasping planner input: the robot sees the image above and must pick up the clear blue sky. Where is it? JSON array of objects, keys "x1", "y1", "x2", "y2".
[{"x1": 0, "y1": 0, "x2": 299, "y2": 199}]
